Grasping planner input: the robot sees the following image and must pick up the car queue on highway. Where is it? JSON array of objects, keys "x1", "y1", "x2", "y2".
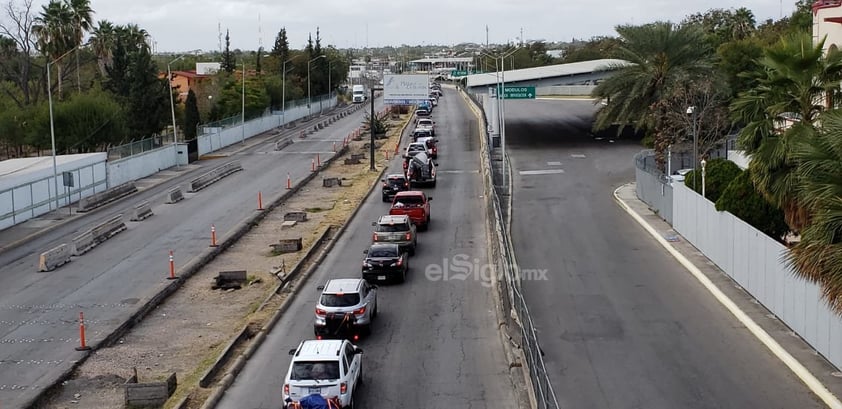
[{"x1": 282, "y1": 83, "x2": 444, "y2": 409}]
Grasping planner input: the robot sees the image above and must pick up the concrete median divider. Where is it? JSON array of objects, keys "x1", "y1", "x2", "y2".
[
  {"x1": 166, "y1": 187, "x2": 184, "y2": 204},
  {"x1": 130, "y1": 201, "x2": 153, "y2": 222},
  {"x1": 274, "y1": 137, "x2": 293, "y2": 151},
  {"x1": 69, "y1": 213, "x2": 127, "y2": 257},
  {"x1": 92, "y1": 214, "x2": 127, "y2": 242},
  {"x1": 76, "y1": 182, "x2": 138, "y2": 213},
  {"x1": 188, "y1": 161, "x2": 243, "y2": 193},
  {"x1": 38, "y1": 243, "x2": 73, "y2": 271},
  {"x1": 72, "y1": 230, "x2": 96, "y2": 256}
]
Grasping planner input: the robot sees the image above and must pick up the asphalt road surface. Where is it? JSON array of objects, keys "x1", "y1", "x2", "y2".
[
  {"x1": 505, "y1": 98, "x2": 824, "y2": 409},
  {"x1": 217, "y1": 88, "x2": 519, "y2": 409},
  {"x1": 0, "y1": 100, "x2": 386, "y2": 408}
]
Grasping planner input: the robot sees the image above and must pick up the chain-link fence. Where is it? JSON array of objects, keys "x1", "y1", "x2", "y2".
[
  {"x1": 464, "y1": 87, "x2": 561, "y2": 408},
  {"x1": 107, "y1": 137, "x2": 167, "y2": 160}
]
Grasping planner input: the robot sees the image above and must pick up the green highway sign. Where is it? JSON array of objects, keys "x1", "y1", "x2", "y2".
[
  {"x1": 451, "y1": 70, "x2": 469, "y2": 77},
  {"x1": 501, "y1": 86, "x2": 536, "y2": 99}
]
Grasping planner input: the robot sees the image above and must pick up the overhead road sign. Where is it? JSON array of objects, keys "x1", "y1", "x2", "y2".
[
  {"x1": 500, "y1": 86, "x2": 535, "y2": 99},
  {"x1": 383, "y1": 74, "x2": 429, "y2": 104}
]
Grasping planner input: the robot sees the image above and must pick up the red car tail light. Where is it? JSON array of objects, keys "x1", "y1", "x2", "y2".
[
  {"x1": 405, "y1": 232, "x2": 411, "y2": 240},
  {"x1": 341, "y1": 382, "x2": 348, "y2": 393},
  {"x1": 316, "y1": 308, "x2": 326, "y2": 316},
  {"x1": 353, "y1": 306, "x2": 366, "y2": 315},
  {"x1": 284, "y1": 384, "x2": 289, "y2": 394}
]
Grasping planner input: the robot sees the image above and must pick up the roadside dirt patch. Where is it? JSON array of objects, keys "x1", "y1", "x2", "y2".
[{"x1": 35, "y1": 114, "x2": 410, "y2": 409}]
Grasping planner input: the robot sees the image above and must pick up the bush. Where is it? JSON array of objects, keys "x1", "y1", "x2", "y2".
[
  {"x1": 715, "y1": 169, "x2": 789, "y2": 242},
  {"x1": 683, "y1": 158, "x2": 741, "y2": 202}
]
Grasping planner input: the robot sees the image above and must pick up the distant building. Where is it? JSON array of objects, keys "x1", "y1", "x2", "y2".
[
  {"x1": 159, "y1": 63, "x2": 216, "y2": 102},
  {"x1": 546, "y1": 49, "x2": 565, "y2": 59}
]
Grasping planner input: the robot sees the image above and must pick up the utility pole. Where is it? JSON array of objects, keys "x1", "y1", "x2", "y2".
[
  {"x1": 486, "y1": 25, "x2": 489, "y2": 48},
  {"x1": 370, "y1": 88, "x2": 376, "y2": 171}
]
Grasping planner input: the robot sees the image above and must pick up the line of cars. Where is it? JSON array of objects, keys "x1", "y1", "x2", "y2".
[{"x1": 282, "y1": 84, "x2": 444, "y2": 409}]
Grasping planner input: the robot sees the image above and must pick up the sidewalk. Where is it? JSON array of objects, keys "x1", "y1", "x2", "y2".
[{"x1": 613, "y1": 182, "x2": 842, "y2": 405}]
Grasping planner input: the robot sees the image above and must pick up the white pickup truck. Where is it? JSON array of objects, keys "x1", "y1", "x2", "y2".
[{"x1": 416, "y1": 118, "x2": 435, "y2": 136}]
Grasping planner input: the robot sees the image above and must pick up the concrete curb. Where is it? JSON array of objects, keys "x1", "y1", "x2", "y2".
[
  {"x1": 197, "y1": 111, "x2": 411, "y2": 409},
  {"x1": 458, "y1": 88, "x2": 537, "y2": 409}
]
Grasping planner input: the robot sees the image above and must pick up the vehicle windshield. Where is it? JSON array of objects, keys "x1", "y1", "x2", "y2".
[
  {"x1": 387, "y1": 177, "x2": 406, "y2": 186},
  {"x1": 291, "y1": 360, "x2": 341, "y2": 381},
  {"x1": 320, "y1": 293, "x2": 360, "y2": 307},
  {"x1": 376, "y1": 223, "x2": 410, "y2": 232},
  {"x1": 393, "y1": 196, "x2": 424, "y2": 206},
  {"x1": 408, "y1": 145, "x2": 425, "y2": 152},
  {"x1": 369, "y1": 247, "x2": 399, "y2": 257}
]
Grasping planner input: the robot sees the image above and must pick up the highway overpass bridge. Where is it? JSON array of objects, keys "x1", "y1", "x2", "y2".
[{"x1": 464, "y1": 58, "x2": 629, "y2": 95}]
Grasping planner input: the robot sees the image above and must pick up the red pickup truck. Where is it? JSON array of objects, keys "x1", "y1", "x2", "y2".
[{"x1": 389, "y1": 191, "x2": 432, "y2": 231}]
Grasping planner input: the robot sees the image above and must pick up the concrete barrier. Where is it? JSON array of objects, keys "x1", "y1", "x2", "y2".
[
  {"x1": 77, "y1": 182, "x2": 138, "y2": 213},
  {"x1": 271, "y1": 238, "x2": 302, "y2": 254},
  {"x1": 351, "y1": 153, "x2": 366, "y2": 161},
  {"x1": 323, "y1": 177, "x2": 342, "y2": 187},
  {"x1": 166, "y1": 187, "x2": 184, "y2": 204},
  {"x1": 38, "y1": 243, "x2": 72, "y2": 272},
  {"x1": 72, "y1": 230, "x2": 96, "y2": 256},
  {"x1": 344, "y1": 157, "x2": 361, "y2": 165},
  {"x1": 188, "y1": 161, "x2": 243, "y2": 193},
  {"x1": 129, "y1": 201, "x2": 153, "y2": 221},
  {"x1": 92, "y1": 214, "x2": 127, "y2": 242},
  {"x1": 274, "y1": 137, "x2": 293, "y2": 151},
  {"x1": 283, "y1": 211, "x2": 307, "y2": 222},
  {"x1": 317, "y1": 123, "x2": 323, "y2": 130}
]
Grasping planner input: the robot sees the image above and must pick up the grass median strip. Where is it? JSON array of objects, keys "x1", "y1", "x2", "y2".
[{"x1": 36, "y1": 114, "x2": 410, "y2": 409}]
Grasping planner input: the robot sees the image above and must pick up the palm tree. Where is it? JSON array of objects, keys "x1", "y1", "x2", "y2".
[
  {"x1": 786, "y1": 109, "x2": 842, "y2": 313},
  {"x1": 89, "y1": 20, "x2": 117, "y2": 76},
  {"x1": 591, "y1": 21, "x2": 711, "y2": 167},
  {"x1": 66, "y1": 0, "x2": 93, "y2": 92},
  {"x1": 730, "y1": 33, "x2": 842, "y2": 232},
  {"x1": 730, "y1": 7, "x2": 756, "y2": 41},
  {"x1": 33, "y1": 0, "x2": 74, "y2": 99},
  {"x1": 118, "y1": 23, "x2": 150, "y2": 52}
]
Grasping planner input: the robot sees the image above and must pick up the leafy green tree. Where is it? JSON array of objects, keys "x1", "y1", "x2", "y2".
[
  {"x1": 715, "y1": 38, "x2": 764, "y2": 98},
  {"x1": 562, "y1": 36, "x2": 623, "y2": 63},
  {"x1": 104, "y1": 35, "x2": 130, "y2": 97},
  {"x1": 125, "y1": 45, "x2": 169, "y2": 139},
  {"x1": 183, "y1": 89, "x2": 200, "y2": 139},
  {"x1": 715, "y1": 168, "x2": 789, "y2": 242},
  {"x1": 592, "y1": 21, "x2": 712, "y2": 167},
  {"x1": 682, "y1": 158, "x2": 741, "y2": 202},
  {"x1": 0, "y1": 104, "x2": 29, "y2": 157},
  {"x1": 89, "y1": 20, "x2": 117, "y2": 77},
  {"x1": 52, "y1": 87, "x2": 125, "y2": 151},
  {"x1": 221, "y1": 29, "x2": 235, "y2": 73},
  {"x1": 730, "y1": 33, "x2": 842, "y2": 232}
]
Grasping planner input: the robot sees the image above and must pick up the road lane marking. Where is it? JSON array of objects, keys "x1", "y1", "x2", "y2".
[
  {"x1": 612, "y1": 184, "x2": 842, "y2": 409},
  {"x1": 519, "y1": 169, "x2": 564, "y2": 175},
  {"x1": 546, "y1": 161, "x2": 562, "y2": 166},
  {"x1": 571, "y1": 154, "x2": 586, "y2": 158}
]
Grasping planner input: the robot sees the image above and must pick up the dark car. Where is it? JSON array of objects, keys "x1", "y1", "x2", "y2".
[
  {"x1": 381, "y1": 174, "x2": 409, "y2": 202},
  {"x1": 362, "y1": 243, "x2": 409, "y2": 283}
]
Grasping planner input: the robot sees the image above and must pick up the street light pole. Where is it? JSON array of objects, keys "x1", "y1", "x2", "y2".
[
  {"x1": 687, "y1": 106, "x2": 697, "y2": 189},
  {"x1": 168, "y1": 55, "x2": 186, "y2": 167},
  {"x1": 241, "y1": 60, "x2": 246, "y2": 145},
  {"x1": 47, "y1": 46, "x2": 78, "y2": 210},
  {"x1": 281, "y1": 56, "x2": 299, "y2": 125},
  {"x1": 370, "y1": 87, "x2": 376, "y2": 171},
  {"x1": 701, "y1": 159, "x2": 707, "y2": 197},
  {"x1": 307, "y1": 55, "x2": 326, "y2": 116}
]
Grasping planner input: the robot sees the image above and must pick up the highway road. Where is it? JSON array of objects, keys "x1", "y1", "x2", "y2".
[
  {"x1": 0, "y1": 100, "x2": 386, "y2": 408},
  {"x1": 505, "y1": 99, "x2": 825, "y2": 408},
  {"x1": 216, "y1": 88, "x2": 521, "y2": 409}
]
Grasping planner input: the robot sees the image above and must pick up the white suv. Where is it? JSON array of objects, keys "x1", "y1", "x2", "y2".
[{"x1": 284, "y1": 339, "x2": 363, "y2": 409}]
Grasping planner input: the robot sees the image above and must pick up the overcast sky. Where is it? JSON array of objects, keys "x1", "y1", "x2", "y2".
[{"x1": 27, "y1": 0, "x2": 793, "y2": 53}]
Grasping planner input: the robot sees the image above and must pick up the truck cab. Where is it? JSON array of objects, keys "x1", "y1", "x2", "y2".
[{"x1": 352, "y1": 85, "x2": 366, "y2": 103}]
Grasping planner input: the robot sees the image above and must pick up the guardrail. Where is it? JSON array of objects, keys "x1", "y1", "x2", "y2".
[
  {"x1": 77, "y1": 182, "x2": 138, "y2": 213},
  {"x1": 188, "y1": 161, "x2": 243, "y2": 193},
  {"x1": 463, "y1": 87, "x2": 561, "y2": 408}
]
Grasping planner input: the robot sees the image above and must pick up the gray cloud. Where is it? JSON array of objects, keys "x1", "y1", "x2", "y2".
[{"x1": 25, "y1": 0, "x2": 792, "y2": 52}]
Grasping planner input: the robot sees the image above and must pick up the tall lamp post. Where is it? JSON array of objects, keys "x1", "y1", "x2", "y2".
[
  {"x1": 167, "y1": 54, "x2": 187, "y2": 167},
  {"x1": 282, "y1": 55, "x2": 300, "y2": 124},
  {"x1": 326, "y1": 59, "x2": 333, "y2": 112},
  {"x1": 687, "y1": 106, "x2": 698, "y2": 189},
  {"x1": 47, "y1": 46, "x2": 79, "y2": 210},
  {"x1": 480, "y1": 47, "x2": 519, "y2": 190},
  {"x1": 308, "y1": 55, "x2": 326, "y2": 115},
  {"x1": 701, "y1": 159, "x2": 707, "y2": 197},
  {"x1": 241, "y1": 61, "x2": 246, "y2": 145}
]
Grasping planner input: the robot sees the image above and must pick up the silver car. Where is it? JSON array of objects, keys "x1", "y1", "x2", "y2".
[
  {"x1": 372, "y1": 214, "x2": 417, "y2": 255},
  {"x1": 314, "y1": 278, "x2": 378, "y2": 340}
]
